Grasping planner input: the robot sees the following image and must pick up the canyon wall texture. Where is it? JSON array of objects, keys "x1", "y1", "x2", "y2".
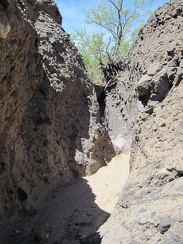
[
  {"x1": 0, "y1": 0, "x2": 115, "y2": 237},
  {"x1": 0, "y1": 0, "x2": 183, "y2": 243},
  {"x1": 100, "y1": 0, "x2": 183, "y2": 243}
]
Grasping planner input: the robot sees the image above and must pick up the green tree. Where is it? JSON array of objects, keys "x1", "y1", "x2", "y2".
[
  {"x1": 72, "y1": 30, "x2": 108, "y2": 78},
  {"x1": 72, "y1": 0, "x2": 152, "y2": 79}
]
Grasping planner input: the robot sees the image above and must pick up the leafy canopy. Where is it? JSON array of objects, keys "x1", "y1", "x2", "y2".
[{"x1": 71, "y1": 0, "x2": 153, "y2": 79}]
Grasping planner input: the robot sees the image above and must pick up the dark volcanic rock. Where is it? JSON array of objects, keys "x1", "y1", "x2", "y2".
[
  {"x1": 100, "y1": 0, "x2": 183, "y2": 243},
  {"x1": 0, "y1": 0, "x2": 115, "y2": 240},
  {"x1": 104, "y1": 0, "x2": 183, "y2": 144}
]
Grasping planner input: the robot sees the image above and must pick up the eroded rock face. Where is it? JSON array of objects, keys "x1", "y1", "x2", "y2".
[
  {"x1": 104, "y1": 0, "x2": 183, "y2": 146},
  {"x1": 104, "y1": 58, "x2": 136, "y2": 148},
  {"x1": 100, "y1": 0, "x2": 183, "y2": 242},
  {"x1": 0, "y1": 0, "x2": 115, "y2": 237}
]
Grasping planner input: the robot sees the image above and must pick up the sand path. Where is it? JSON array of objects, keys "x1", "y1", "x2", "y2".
[
  {"x1": 15, "y1": 152, "x2": 130, "y2": 243},
  {"x1": 84, "y1": 152, "x2": 130, "y2": 214}
]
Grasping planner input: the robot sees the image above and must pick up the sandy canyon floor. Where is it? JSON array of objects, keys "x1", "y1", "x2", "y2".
[{"x1": 12, "y1": 152, "x2": 130, "y2": 243}]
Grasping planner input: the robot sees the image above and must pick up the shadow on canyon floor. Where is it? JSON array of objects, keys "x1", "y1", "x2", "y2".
[{"x1": 7, "y1": 178, "x2": 109, "y2": 244}]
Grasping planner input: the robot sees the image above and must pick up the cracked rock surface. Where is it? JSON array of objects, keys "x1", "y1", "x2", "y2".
[
  {"x1": 100, "y1": 0, "x2": 183, "y2": 243},
  {"x1": 0, "y1": 0, "x2": 114, "y2": 240}
]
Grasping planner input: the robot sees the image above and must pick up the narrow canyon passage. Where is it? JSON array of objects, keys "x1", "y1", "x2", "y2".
[
  {"x1": 84, "y1": 152, "x2": 130, "y2": 214},
  {"x1": 13, "y1": 152, "x2": 130, "y2": 243}
]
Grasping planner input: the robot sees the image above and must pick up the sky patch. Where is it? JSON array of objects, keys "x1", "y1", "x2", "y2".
[{"x1": 55, "y1": 0, "x2": 170, "y2": 34}]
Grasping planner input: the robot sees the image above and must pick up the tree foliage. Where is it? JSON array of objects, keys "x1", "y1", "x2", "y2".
[{"x1": 72, "y1": 0, "x2": 152, "y2": 79}]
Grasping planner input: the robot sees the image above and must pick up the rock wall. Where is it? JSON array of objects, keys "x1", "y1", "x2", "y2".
[
  {"x1": 104, "y1": 0, "x2": 183, "y2": 149},
  {"x1": 100, "y1": 0, "x2": 183, "y2": 242},
  {"x1": 0, "y1": 0, "x2": 115, "y2": 235},
  {"x1": 104, "y1": 58, "x2": 137, "y2": 149}
]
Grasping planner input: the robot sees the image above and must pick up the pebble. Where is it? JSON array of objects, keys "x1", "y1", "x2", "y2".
[
  {"x1": 138, "y1": 218, "x2": 147, "y2": 225},
  {"x1": 139, "y1": 208, "x2": 146, "y2": 213},
  {"x1": 159, "y1": 219, "x2": 171, "y2": 234}
]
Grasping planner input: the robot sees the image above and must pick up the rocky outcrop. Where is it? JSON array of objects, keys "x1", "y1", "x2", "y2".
[
  {"x1": 0, "y1": 0, "x2": 115, "y2": 239},
  {"x1": 100, "y1": 0, "x2": 183, "y2": 242},
  {"x1": 103, "y1": 57, "x2": 136, "y2": 146},
  {"x1": 104, "y1": 0, "x2": 183, "y2": 145}
]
